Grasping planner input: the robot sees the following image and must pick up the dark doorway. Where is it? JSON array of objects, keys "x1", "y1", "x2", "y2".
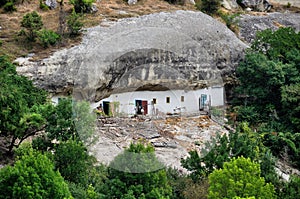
[
  {"x1": 135, "y1": 100, "x2": 148, "y2": 115},
  {"x1": 199, "y1": 94, "x2": 207, "y2": 111},
  {"x1": 103, "y1": 101, "x2": 110, "y2": 115},
  {"x1": 135, "y1": 100, "x2": 142, "y2": 114}
]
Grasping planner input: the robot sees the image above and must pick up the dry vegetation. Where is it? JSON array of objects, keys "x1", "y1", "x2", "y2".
[
  {"x1": 0, "y1": 0, "x2": 196, "y2": 60},
  {"x1": 0, "y1": 0, "x2": 299, "y2": 60}
]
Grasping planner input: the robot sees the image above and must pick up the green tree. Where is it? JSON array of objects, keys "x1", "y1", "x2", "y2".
[
  {"x1": 0, "y1": 56, "x2": 47, "y2": 154},
  {"x1": 20, "y1": 11, "x2": 43, "y2": 41},
  {"x1": 181, "y1": 123, "x2": 279, "y2": 185},
  {"x1": 33, "y1": 98, "x2": 96, "y2": 151},
  {"x1": 0, "y1": 143, "x2": 72, "y2": 199},
  {"x1": 208, "y1": 157, "x2": 276, "y2": 199},
  {"x1": 234, "y1": 27, "x2": 300, "y2": 132},
  {"x1": 53, "y1": 140, "x2": 94, "y2": 185},
  {"x1": 102, "y1": 142, "x2": 172, "y2": 198}
]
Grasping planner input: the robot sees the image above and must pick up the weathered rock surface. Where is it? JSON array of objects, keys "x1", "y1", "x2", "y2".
[
  {"x1": 45, "y1": 0, "x2": 57, "y2": 9},
  {"x1": 272, "y1": 0, "x2": 300, "y2": 8},
  {"x1": 238, "y1": 12, "x2": 300, "y2": 44},
  {"x1": 238, "y1": 0, "x2": 273, "y2": 12},
  {"x1": 16, "y1": 10, "x2": 247, "y2": 101},
  {"x1": 222, "y1": 0, "x2": 239, "y2": 10}
]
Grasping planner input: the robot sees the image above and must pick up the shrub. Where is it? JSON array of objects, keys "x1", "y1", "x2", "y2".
[
  {"x1": 37, "y1": 29, "x2": 60, "y2": 47},
  {"x1": 67, "y1": 10, "x2": 83, "y2": 36},
  {"x1": 70, "y1": 0, "x2": 95, "y2": 13},
  {"x1": 39, "y1": 0, "x2": 49, "y2": 10},
  {"x1": 20, "y1": 11, "x2": 43, "y2": 42},
  {"x1": 3, "y1": 1, "x2": 16, "y2": 12},
  {"x1": 196, "y1": 0, "x2": 221, "y2": 15}
]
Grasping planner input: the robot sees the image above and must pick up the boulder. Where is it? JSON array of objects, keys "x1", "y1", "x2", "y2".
[
  {"x1": 45, "y1": 0, "x2": 57, "y2": 9},
  {"x1": 16, "y1": 11, "x2": 247, "y2": 102},
  {"x1": 128, "y1": 0, "x2": 138, "y2": 5},
  {"x1": 221, "y1": 0, "x2": 239, "y2": 10},
  {"x1": 238, "y1": 0, "x2": 272, "y2": 12}
]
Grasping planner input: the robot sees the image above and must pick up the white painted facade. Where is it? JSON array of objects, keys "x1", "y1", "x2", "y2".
[{"x1": 94, "y1": 86, "x2": 225, "y2": 116}]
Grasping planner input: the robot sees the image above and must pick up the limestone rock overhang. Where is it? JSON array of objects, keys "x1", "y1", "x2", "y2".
[{"x1": 16, "y1": 10, "x2": 248, "y2": 102}]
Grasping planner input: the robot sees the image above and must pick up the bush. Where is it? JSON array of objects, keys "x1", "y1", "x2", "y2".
[
  {"x1": 20, "y1": 11, "x2": 43, "y2": 42},
  {"x1": 39, "y1": 0, "x2": 49, "y2": 10},
  {"x1": 3, "y1": 1, "x2": 16, "y2": 12},
  {"x1": 279, "y1": 175, "x2": 300, "y2": 199},
  {"x1": 67, "y1": 10, "x2": 83, "y2": 36},
  {"x1": 70, "y1": 0, "x2": 95, "y2": 13},
  {"x1": 196, "y1": 0, "x2": 221, "y2": 15},
  {"x1": 37, "y1": 29, "x2": 60, "y2": 47}
]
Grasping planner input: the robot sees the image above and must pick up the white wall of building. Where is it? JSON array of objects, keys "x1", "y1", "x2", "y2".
[
  {"x1": 95, "y1": 86, "x2": 224, "y2": 116},
  {"x1": 50, "y1": 86, "x2": 224, "y2": 116}
]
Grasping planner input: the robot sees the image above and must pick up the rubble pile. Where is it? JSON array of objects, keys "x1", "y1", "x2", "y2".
[{"x1": 90, "y1": 115, "x2": 228, "y2": 171}]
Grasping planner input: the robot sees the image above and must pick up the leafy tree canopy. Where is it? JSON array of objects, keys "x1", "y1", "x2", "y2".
[
  {"x1": 208, "y1": 156, "x2": 276, "y2": 199},
  {"x1": 0, "y1": 143, "x2": 72, "y2": 199},
  {"x1": 102, "y1": 142, "x2": 172, "y2": 199},
  {"x1": 0, "y1": 56, "x2": 47, "y2": 153},
  {"x1": 234, "y1": 27, "x2": 300, "y2": 132}
]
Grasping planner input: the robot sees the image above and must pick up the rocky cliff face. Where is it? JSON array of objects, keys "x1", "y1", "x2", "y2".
[
  {"x1": 238, "y1": 12, "x2": 300, "y2": 44},
  {"x1": 16, "y1": 10, "x2": 247, "y2": 101}
]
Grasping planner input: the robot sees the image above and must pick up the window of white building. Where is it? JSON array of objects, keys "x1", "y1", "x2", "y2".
[{"x1": 166, "y1": 97, "x2": 170, "y2": 103}]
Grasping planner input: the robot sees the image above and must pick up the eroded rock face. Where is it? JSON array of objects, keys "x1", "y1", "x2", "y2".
[
  {"x1": 238, "y1": 0, "x2": 272, "y2": 12},
  {"x1": 16, "y1": 11, "x2": 247, "y2": 102},
  {"x1": 238, "y1": 12, "x2": 300, "y2": 44}
]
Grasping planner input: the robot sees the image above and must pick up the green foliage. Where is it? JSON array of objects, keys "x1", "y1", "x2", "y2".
[
  {"x1": 20, "y1": 11, "x2": 43, "y2": 42},
  {"x1": 39, "y1": 0, "x2": 49, "y2": 10},
  {"x1": 195, "y1": 0, "x2": 221, "y2": 15},
  {"x1": 53, "y1": 140, "x2": 94, "y2": 185},
  {"x1": 0, "y1": 144, "x2": 72, "y2": 199},
  {"x1": 166, "y1": 167, "x2": 189, "y2": 199},
  {"x1": 70, "y1": 0, "x2": 95, "y2": 13},
  {"x1": 0, "y1": 56, "x2": 47, "y2": 153},
  {"x1": 262, "y1": 132, "x2": 300, "y2": 168},
  {"x1": 279, "y1": 175, "x2": 300, "y2": 199},
  {"x1": 102, "y1": 142, "x2": 172, "y2": 198},
  {"x1": 181, "y1": 133, "x2": 230, "y2": 181},
  {"x1": 234, "y1": 27, "x2": 300, "y2": 132},
  {"x1": 73, "y1": 100, "x2": 97, "y2": 146},
  {"x1": 208, "y1": 157, "x2": 276, "y2": 199},
  {"x1": 251, "y1": 27, "x2": 300, "y2": 63},
  {"x1": 68, "y1": 182, "x2": 88, "y2": 199},
  {"x1": 37, "y1": 29, "x2": 60, "y2": 48},
  {"x1": 3, "y1": 1, "x2": 17, "y2": 12},
  {"x1": 218, "y1": 11, "x2": 240, "y2": 33},
  {"x1": 182, "y1": 178, "x2": 209, "y2": 199},
  {"x1": 32, "y1": 98, "x2": 96, "y2": 158},
  {"x1": 67, "y1": 10, "x2": 84, "y2": 36},
  {"x1": 181, "y1": 123, "x2": 279, "y2": 186}
]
